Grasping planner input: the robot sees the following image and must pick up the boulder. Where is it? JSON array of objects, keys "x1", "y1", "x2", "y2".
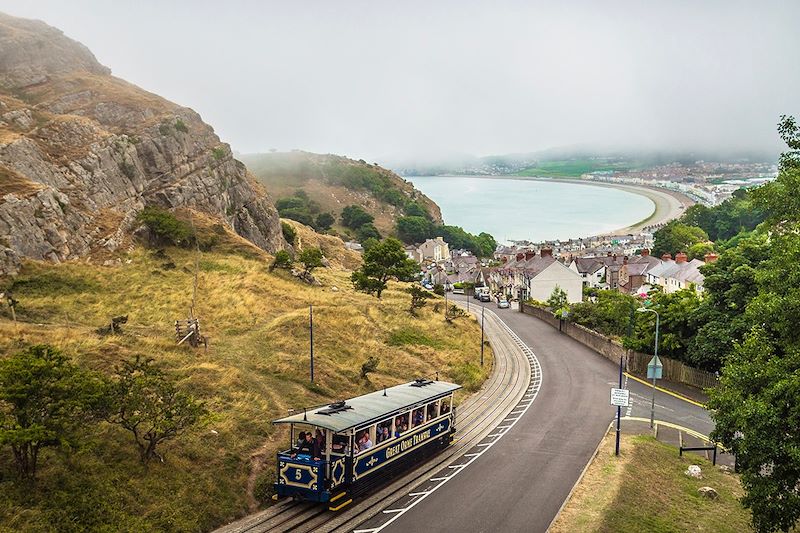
[
  {"x1": 698, "y1": 486, "x2": 718, "y2": 499},
  {"x1": 685, "y1": 465, "x2": 702, "y2": 478}
]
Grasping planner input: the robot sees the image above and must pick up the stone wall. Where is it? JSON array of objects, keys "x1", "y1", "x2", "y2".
[{"x1": 520, "y1": 302, "x2": 717, "y2": 390}]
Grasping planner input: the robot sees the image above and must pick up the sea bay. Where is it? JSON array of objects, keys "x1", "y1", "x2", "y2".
[{"x1": 405, "y1": 176, "x2": 656, "y2": 243}]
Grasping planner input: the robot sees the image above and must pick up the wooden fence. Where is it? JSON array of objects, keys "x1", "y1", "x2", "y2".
[{"x1": 520, "y1": 303, "x2": 718, "y2": 390}]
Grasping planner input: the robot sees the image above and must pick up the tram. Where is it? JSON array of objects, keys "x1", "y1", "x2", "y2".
[{"x1": 272, "y1": 379, "x2": 460, "y2": 509}]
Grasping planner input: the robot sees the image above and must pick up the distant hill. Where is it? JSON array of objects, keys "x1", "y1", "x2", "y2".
[{"x1": 242, "y1": 151, "x2": 443, "y2": 238}]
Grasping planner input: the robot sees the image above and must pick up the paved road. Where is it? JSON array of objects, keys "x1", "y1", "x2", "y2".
[{"x1": 382, "y1": 299, "x2": 713, "y2": 533}]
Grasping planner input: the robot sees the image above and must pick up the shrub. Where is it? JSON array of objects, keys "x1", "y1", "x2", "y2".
[
  {"x1": 315, "y1": 212, "x2": 335, "y2": 231},
  {"x1": 298, "y1": 247, "x2": 324, "y2": 273},
  {"x1": 136, "y1": 207, "x2": 195, "y2": 247},
  {"x1": 174, "y1": 118, "x2": 189, "y2": 133},
  {"x1": 433, "y1": 284, "x2": 445, "y2": 296},
  {"x1": 211, "y1": 147, "x2": 226, "y2": 161},
  {"x1": 270, "y1": 250, "x2": 293, "y2": 271},
  {"x1": 360, "y1": 356, "x2": 379, "y2": 380},
  {"x1": 341, "y1": 205, "x2": 374, "y2": 229},
  {"x1": 281, "y1": 221, "x2": 297, "y2": 245}
]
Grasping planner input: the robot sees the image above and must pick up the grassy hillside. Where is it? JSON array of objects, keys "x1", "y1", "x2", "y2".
[
  {"x1": 551, "y1": 433, "x2": 751, "y2": 533},
  {"x1": 242, "y1": 151, "x2": 443, "y2": 237},
  {"x1": 0, "y1": 228, "x2": 491, "y2": 532}
]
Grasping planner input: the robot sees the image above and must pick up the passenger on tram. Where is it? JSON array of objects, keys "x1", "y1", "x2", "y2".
[
  {"x1": 357, "y1": 431, "x2": 373, "y2": 452},
  {"x1": 427, "y1": 403, "x2": 438, "y2": 419},
  {"x1": 412, "y1": 408, "x2": 424, "y2": 427},
  {"x1": 295, "y1": 431, "x2": 306, "y2": 449},
  {"x1": 291, "y1": 431, "x2": 321, "y2": 460},
  {"x1": 441, "y1": 401, "x2": 450, "y2": 414},
  {"x1": 394, "y1": 415, "x2": 408, "y2": 437},
  {"x1": 331, "y1": 434, "x2": 348, "y2": 454},
  {"x1": 314, "y1": 429, "x2": 326, "y2": 452}
]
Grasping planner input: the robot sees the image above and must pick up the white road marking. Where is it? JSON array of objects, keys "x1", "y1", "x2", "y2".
[
  {"x1": 408, "y1": 491, "x2": 430, "y2": 497},
  {"x1": 360, "y1": 308, "x2": 544, "y2": 533}
]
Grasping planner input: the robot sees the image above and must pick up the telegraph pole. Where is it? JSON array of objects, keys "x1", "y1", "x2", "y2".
[
  {"x1": 309, "y1": 304, "x2": 314, "y2": 382},
  {"x1": 480, "y1": 305, "x2": 485, "y2": 367}
]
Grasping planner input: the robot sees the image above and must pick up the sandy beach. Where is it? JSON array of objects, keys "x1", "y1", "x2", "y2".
[{"x1": 457, "y1": 175, "x2": 695, "y2": 236}]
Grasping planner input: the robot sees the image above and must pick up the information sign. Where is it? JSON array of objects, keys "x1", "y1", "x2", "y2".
[
  {"x1": 647, "y1": 355, "x2": 663, "y2": 380},
  {"x1": 610, "y1": 388, "x2": 630, "y2": 407}
]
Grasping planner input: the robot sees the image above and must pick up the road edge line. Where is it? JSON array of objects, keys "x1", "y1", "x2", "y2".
[
  {"x1": 624, "y1": 372, "x2": 706, "y2": 408},
  {"x1": 546, "y1": 421, "x2": 613, "y2": 533}
]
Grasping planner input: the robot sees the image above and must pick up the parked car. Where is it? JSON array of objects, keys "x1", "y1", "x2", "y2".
[
  {"x1": 452, "y1": 287, "x2": 465, "y2": 295},
  {"x1": 479, "y1": 293, "x2": 491, "y2": 302},
  {"x1": 497, "y1": 299, "x2": 510, "y2": 309}
]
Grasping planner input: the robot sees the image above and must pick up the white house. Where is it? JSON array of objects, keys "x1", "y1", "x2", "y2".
[
  {"x1": 646, "y1": 252, "x2": 706, "y2": 294},
  {"x1": 416, "y1": 237, "x2": 449, "y2": 263},
  {"x1": 490, "y1": 249, "x2": 582, "y2": 303}
]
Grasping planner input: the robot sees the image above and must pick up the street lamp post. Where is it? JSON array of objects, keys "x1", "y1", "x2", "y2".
[
  {"x1": 637, "y1": 307, "x2": 660, "y2": 428},
  {"x1": 480, "y1": 304, "x2": 485, "y2": 367}
]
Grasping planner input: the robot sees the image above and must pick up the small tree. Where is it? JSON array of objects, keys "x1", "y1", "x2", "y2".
[
  {"x1": 433, "y1": 284, "x2": 445, "y2": 296},
  {"x1": 445, "y1": 304, "x2": 468, "y2": 323},
  {"x1": 351, "y1": 238, "x2": 419, "y2": 298},
  {"x1": 107, "y1": 356, "x2": 206, "y2": 465},
  {"x1": 360, "y1": 356, "x2": 379, "y2": 380},
  {"x1": 270, "y1": 250, "x2": 293, "y2": 271},
  {"x1": 298, "y1": 247, "x2": 324, "y2": 274},
  {"x1": 408, "y1": 286, "x2": 431, "y2": 316},
  {"x1": 0, "y1": 345, "x2": 106, "y2": 479},
  {"x1": 546, "y1": 286, "x2": 569, "y2": 318}
]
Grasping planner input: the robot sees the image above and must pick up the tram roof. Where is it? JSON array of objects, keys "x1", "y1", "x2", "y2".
[{"x1": 273, "y1": 380, "x2": 461, "y2": 433}]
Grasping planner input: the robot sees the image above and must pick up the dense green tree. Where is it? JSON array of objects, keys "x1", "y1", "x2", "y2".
[
  {"x1": 298, "y1": 247, "x2": 324, "y2": 274},
  {"x1": 340, "y1": 205, "x2": 374, "y2": 229},
  {"x1": 355, "y1": 223, "x2": 382, "y2": 243},
  {"x1": 686, "y1": 241, "x2": 715, "y2": 261},
  {"x1": 708, "y1": 115, "x2": 800, "y2": 532},
  {"x1": 475, "y1": 232, "x2": 498, "y2": 257},
  {"x1": 404, "y1": 201, "x2": 431, "y2": 219},
  {"x1": 396, "y1": 216, "x2": 433, "y2": 243},
  {"x1": 281, "y1": 221, "x2": 297, "y2": 245},
  {"x1": 351, "y1": 238, "x2": 419, "y2": 298},
  {"x1": 652, "y1": 221, "x2": 709, "y2": 257},
  {"x1": 0, "y1": 345, "x2": 106, "y2": 478},
  {"x1": 314, "y1": 212, "x2": 335, "y2": 231},
  {"x1": 569, "y1": 290, "x2": 638, "y2": 338},
  {"x1": 275, "y1": 192, "x2": 321, "y2": 228},
  {"x1": 107, "y1": 356, "x2": 207, "y2": 465}
]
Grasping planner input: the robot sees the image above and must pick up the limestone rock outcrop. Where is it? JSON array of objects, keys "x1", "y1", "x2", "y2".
[{"x1": 0, "y1": 12, "x2": 285, "y2": 275}]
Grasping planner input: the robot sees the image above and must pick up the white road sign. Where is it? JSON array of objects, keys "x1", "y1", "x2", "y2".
[{"x1": 610, "y1": 388, "x2": 630, "y2": 407}]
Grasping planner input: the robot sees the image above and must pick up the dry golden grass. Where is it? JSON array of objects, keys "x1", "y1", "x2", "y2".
[
  {"x1": 283, "y1": 218, "x2": 362, "y2": 270},
  {"x1": 0, "y1": 164, "x2": 43, "y2": 197},
  {"x1": 0, "y1": 241, "x2": 491, "y2": 531}
]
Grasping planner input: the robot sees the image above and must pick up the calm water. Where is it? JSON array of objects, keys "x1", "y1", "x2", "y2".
[{"x1": 405, "y1": 176, "x2": 655, "y2": 243}]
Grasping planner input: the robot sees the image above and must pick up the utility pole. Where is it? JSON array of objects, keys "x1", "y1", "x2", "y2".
[
  {"x1": 309, "y1": 304, "x2": 314, "y2": 382},
  {"x1": 615, "y1": 354, "x2": 623, "y2": 456},
  {"x1": 480, "y1": 304, "x2": 485, "y2": 367}
]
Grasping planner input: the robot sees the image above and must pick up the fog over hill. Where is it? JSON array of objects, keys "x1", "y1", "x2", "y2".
[{"x1": 0, "y1": 1, "x2": 797, "y2": 161}]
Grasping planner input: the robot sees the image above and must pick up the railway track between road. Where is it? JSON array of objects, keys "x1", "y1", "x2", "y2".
[{"x1": 215, "y1": 305, "x2": 538, "y2": 533}]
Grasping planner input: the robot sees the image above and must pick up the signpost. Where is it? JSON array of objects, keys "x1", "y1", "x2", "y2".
[
  {"x1": 647, "y1": 354, "x2": 662, "y2": 428},
  {"x1": 611, "y1": 355, "x2": 627, "y2": 456}
]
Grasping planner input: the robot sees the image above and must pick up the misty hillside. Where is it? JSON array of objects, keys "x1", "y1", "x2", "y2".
[
  {"x1": 0, "y1": 12, "x2": 285, "y2": 276},
  {"x1": 241, "y1": 151, "x2": 442, "y2": 238}
]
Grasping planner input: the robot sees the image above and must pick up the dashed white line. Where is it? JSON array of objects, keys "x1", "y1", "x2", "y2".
[{"x1": 360, "y1": 308, "x2": 544, "y2": 533}]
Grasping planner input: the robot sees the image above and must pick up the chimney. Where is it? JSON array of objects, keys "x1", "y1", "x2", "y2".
[
  {"x1": 541, "y1": 248, "x2": 553, "y2": 258},
  {"x1": 704, "y1": 252, "x2": 718, "y2": 263},
  {"x1": 661, "y1": 253, "x2": 672, "y2": 261},
  {"x1": 516, "y1": 253, "x2": 525, "y2": 261},
  {"x1": 623, "y1": 255, "x2": 628, "y2": 265},
  {"x1": 676, "y1": 252, "x2": 688, "y2": 264},
  {"x1": 607, "y1": 251, "x2": 612, "y2": 257},
  {"x1": 612, "y1": 253, "x2": 617, "y2": 262},
  {"x1": 641, "y1": 248, "x2": 650, "y2": 257},
  {"x1": 524, "y1": 250, "x2": 535, "y2": 261},
  {"x1": 501, "y1": 256, "x2": 508, "y2": 263}
]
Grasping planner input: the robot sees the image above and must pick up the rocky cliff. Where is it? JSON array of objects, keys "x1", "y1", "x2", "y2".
[{"x1": 0, "y1": 13, "x2": 285, "y2": 276}]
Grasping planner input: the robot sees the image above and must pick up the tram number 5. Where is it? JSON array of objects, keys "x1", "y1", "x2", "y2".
[{"x1": 294, "y1": 469, "x2": 303, "y2": 481}]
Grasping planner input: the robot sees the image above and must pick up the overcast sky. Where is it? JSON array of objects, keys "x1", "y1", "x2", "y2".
[{"x1": 1, "y1": 1, "x2": 797, "y2": 161}]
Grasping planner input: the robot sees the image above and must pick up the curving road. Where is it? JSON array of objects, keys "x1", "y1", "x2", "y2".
[{"x1": 364, "y1": 299, "x2": 712, "y2": 533}]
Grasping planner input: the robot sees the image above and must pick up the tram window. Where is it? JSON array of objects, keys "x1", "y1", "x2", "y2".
[
  {"x1": 331, "y1": 434, "x2": 348, "y2": 455},
  {"x1": 441, "y1": 396, "x2": 451, "y2": 414},
  {"x1": 394, "y1": 413, "x2": 409, "y2": 437},
  {"x1": 427, "y1": 401, "x2": 439, "y2": 420},
  {"x1": 412, "y1": 408, "x2": 424, "y2": 427},
  {"x1": 356, "y1": 430, "x2": 373, "y2": 452},
  {"x1": 376, "y1": 420, "x2": 392, "y2": 444}
]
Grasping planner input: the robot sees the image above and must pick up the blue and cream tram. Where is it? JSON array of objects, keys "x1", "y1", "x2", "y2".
[{"x1": 273, "y1": 379, "x2": 460, "y2": 508}]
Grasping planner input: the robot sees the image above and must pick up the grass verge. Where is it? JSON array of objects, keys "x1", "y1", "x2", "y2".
[{"x1": 550, "y1": 433, "x2": 752, "y2": 533}]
